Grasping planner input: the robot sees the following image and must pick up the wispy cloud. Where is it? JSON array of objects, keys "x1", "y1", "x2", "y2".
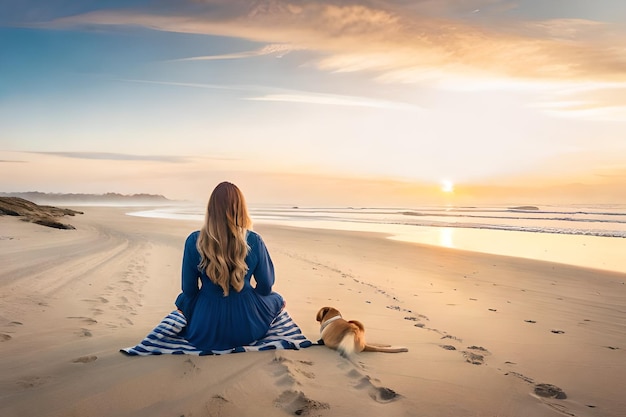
[
  {"x1": 0, "y1": 160, "x2": 28, "y2": 163},
  {"x1": 29, "y1": 152, "x2": 189, "y2": 163},
  {"x1": 529, "y1": 84, "x2": 626, "y2": 121},
  {"x1": 120, "y1": 78, "x2": 421, "y2": 110},
  {"x1": 247, "y1": 92, "x2": 422, "y2": 111},
  {"x1": 118, "y1": 79, "x2": 244, "y2": 91},
  {"x1": 538, "y1": 105, "x2": 626, "y2": 122},
  {"x1": 174, "y1": 43, "x2": 304, "y2": 61},
  {"x1": 27, "y1": 151, "x2": 245, "y2": 163}
]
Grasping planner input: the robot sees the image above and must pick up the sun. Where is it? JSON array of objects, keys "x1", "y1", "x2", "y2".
[{"x1": 441, "y1": 179, "x2": 454, "y2": 193}]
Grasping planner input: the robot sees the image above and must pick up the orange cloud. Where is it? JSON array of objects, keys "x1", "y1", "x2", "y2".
[
  {"x1": 42, "y1": 1, "x2": 626, "y2": 118},
  {"x1": 49, "y1": 2, "x2": 626, "y2": 82}
]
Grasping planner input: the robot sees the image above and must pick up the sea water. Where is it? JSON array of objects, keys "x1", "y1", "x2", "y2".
[{"x1": 128, "y1": 204, "x2": 626, "y2": 275}]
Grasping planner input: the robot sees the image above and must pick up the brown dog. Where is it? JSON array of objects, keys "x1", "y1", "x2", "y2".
[{"x1": 316, "y1": 307, "x2": 408, "y2": 356}]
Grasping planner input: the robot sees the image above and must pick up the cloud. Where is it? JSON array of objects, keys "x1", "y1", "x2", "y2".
[
  {"x1": 32, "y1": 1, "x2": 626, "y2": 113},
  {"x1": 0, "y1": 160, "x2": 28, "y2": 163},
  {"x1": 118, "y1": 78, "x2": 244, "y2": 91},
  {"x1": 175, "y1": 43, "x2": 304, "y2": 61},
  {"x1": 28, "y1": 152, "x2": 189, "y2": 163},
  {"x1": 529, "y1": 84, "x2": 626, "y2": 121},
  {"x1": 246, "y1": 92, "x2": 422, "y2": 111},
  {"x1": 538, "y1": 105, "x2": 626, "y2": 122},
  {"x1": 120, "y1": 78, "x2": 421, "y2": 110},
  {"x1": 45, "y1": 2, "x2": 626, "y2": 81}
]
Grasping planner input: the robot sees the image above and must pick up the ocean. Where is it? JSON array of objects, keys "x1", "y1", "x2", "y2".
[{"x1": 128, "y1": 204, "x2": 626, "y2": 275}]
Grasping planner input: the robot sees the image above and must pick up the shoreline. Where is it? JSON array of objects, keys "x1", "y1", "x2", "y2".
[
  {"x1": 127, "y1": 206, "x2": 626, "y2": 274},
  {"x1": 1, "y1": 207, "x2": 625, "y2": 416},
  {"x1": 259, "y1": 219, "x2": 626, "y2": 275}
]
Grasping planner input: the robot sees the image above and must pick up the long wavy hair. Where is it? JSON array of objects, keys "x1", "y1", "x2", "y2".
[{"x1": 197, "y1": 182, "x2": 252, "y2": 295}]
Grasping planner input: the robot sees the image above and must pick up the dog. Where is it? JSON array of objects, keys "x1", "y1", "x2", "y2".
[{"x1": 316, "y1": 306, "x2": 408, "y2": 356}]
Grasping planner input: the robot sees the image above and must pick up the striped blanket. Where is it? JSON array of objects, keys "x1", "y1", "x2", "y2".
[{"x1": 121, "y1": 310, "x2": 313, "y2": 356}]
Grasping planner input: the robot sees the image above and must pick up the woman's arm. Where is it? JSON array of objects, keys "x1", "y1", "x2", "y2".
[
  {"x1": 252, "y1": 233, "x2": 275, "y2": 296},
  {"x1": 175, "y1": 232, "x2": 201, "y2": 316}
]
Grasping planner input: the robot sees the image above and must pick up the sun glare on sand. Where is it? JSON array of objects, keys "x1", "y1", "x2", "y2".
[{"x1": 441, "y1": 180, "x2": 454, "y2": 193}]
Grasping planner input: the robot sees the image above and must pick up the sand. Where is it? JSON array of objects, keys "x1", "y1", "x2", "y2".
[{"x1": 1, "y1": 207, "x2": 625, "y2": 417}]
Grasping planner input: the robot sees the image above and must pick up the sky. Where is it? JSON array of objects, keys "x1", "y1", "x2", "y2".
[{"x1": 1, "y1": 0, "x2": 625, "y2": 206}]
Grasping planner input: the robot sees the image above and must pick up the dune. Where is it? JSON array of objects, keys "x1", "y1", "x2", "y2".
[
  {"x1": 0, "y1": 196, "x2": 83, "y2": 229},
  {"x1": 0, "y1": 207, "x2": 624, "y2": 416}
]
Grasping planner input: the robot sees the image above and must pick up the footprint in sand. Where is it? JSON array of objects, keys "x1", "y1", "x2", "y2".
[
  {"x1": 293, "y1": 363, "x2": 315, "y2": 379},
  {"x1": 462, "y1": 346, "x2": 490, "y2": 365},
  {"x1": 352, "y1": 374, "x2": 400, "y2": 403},
  {"x1": 273, "y1": 354, "x2": 400, "y2": 409},
  {"x1": 551, "y1": 329, "x2": 565, "y2": 334},
  {"x1": 534, "y1": 383, "x2": 567, "y2": 399},
  {"x1": 274, "y1": 371, "x2": 297, "y2": 387},
  {"x1": 272, "y1": 356, "x2": 315, "y2": 385},
  {"x1": 205, "y1": 395, "x2": 238, "y2": 417},
  {"x1": 347, "y1": 367, "x2": 401, "y2": 404},
  {"x1": 463, "y1": 351, "x2": 484, "y2": 365},
  {"x1": 524, "y1": 319, "x2": 537, "y2": 323},
  {"x1": 76, "y1": 328, "x2": 92, "y2": 337},
  {"x1": 67, "y1": 316, "x2": 98, "y2": 325},
  {"x1": 274, "y1": 390, "x2": 330, "y2": 416},
  {"x1": 72, "y1": 355, "x2": 98, "y2": 363},
  {"x1": 440, "y1": 343, "x2": 488, "y2": 365},
  {"x1": 17, "y1": 376, "x2": 51, "y2": 388},
  {"x1": 1, "y1": 333, "x2": 12, "y2": 342},
  {"x1": 181, "y1": 358, "x2": 200, "y2": 376},
  {"x1": 369, "y1": 386, "x2": 399, "y2": 403}
]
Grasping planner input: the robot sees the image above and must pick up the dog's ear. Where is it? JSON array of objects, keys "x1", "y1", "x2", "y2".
[{"x1": 316, "y1": 307, "x2": 331, "y2": 322}]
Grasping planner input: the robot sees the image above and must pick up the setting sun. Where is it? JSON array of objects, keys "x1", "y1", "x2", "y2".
[{"x1": 441, "y1": 180, "x2": 454, "y2": 193}]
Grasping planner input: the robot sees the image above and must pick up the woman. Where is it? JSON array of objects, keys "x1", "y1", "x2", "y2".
[{"x1": 174, "y1": 181, "x2": 285, "y2": 351}]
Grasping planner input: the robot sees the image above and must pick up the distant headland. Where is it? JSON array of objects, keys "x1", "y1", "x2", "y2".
[
  {"x1": 0, "y1": 192, "x2": 171, "y2": 205},
  {"x1": 0, "y1": 192, "x2": 172, "y2": 229}
]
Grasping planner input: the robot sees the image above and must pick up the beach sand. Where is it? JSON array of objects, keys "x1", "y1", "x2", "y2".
[{"x1": 1, "y1": 207, "x2": 625, "y2": 417}]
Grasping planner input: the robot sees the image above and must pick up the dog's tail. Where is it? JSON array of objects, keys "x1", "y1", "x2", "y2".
[
  {"x1": 337, "y1": 333, "x2": 357, "y2": 357},
  {"x1": 363, "y1": 343, "x2": 409, "y2": 353},
  {"x1": 336, "y1": 320, "x2": 365, "y2": 357}
]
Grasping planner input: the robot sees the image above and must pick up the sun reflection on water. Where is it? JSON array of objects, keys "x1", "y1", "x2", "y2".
[{"x1": 439, "y1": 227, "x2": 454, "y2": 248}]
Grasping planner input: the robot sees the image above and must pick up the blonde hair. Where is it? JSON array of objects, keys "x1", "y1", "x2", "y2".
[{"x1": 197, "y1": 182, "x2": 252, "y2": 295}]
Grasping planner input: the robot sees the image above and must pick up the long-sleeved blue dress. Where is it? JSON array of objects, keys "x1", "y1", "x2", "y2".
[{"x1": 174, "y1": 230, "x2": 285, "y2": 351}]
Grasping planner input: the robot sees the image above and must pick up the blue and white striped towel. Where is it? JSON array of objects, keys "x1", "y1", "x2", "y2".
[{"x1": 121, "y1": 310, "x2": 313, "y2": 356}]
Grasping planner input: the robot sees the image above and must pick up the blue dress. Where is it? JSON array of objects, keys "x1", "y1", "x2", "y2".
[{"x1": 174, "y1": 230, "x2": 285, "y2": 351}]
